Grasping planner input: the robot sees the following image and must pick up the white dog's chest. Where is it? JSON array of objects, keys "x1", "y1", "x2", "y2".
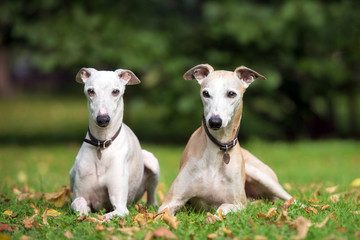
[{"x1": 184, "y1": 158, "x2": 243, "y2": 208}]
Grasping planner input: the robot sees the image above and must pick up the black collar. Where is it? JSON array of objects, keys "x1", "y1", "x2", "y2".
[
  {"x1": 202, "y1": 114, "x2": 240, "y2": 151},
  {"x1": 83, "y1": 124, "x2": 122, "y2": 149}
]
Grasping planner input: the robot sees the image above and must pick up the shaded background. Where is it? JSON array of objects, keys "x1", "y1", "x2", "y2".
[{"x1": 1, "y1": 0, "x2": 359, "y2": 144}]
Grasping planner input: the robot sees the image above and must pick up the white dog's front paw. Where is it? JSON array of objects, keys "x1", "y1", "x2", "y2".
[
  {"x1": 71, "y1": 197, "x2": 90, "y2": 216},
  {"x1": 217, "y1": 203, "x2": 245, "y2": 215},
  {"x1": 103, "y1": 207, "x2": 129, "y2": 220}
]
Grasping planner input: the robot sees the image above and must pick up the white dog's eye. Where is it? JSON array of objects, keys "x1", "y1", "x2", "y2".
[
  {"x1": 202, "y1": 90, "x2": 210, "y2": 98},
  {"x1": 112, "y1": 89, "x2": 120, "y2": 96},
  {"x1": 87, "y1": 88, "x2": 95, "y2": 97},
  {"x1": 227, "y1": 91, "x2": 237, "y2": 98}
]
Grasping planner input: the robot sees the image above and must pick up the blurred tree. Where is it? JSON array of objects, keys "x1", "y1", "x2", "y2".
[{"x1": 1, "y1": 0, "x2": 359, "y2": 141}]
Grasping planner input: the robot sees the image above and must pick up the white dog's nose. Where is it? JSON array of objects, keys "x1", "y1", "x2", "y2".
[
  {"x1": 209, "y1": 115, "x2": 222, "y2": 130},
  {"x1": 96, "y1": 115, "x2": 110, "y2": 127}
]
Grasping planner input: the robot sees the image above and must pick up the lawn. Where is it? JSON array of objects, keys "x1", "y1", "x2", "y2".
[{"x1": 0, "y1": 96, "x2": 359, "y2": 239}]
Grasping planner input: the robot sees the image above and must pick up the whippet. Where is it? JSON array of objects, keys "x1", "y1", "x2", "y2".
[
  {"x1": 70, "y1": 68, "x2": 160, "y2": 219},
  {"x1": 159, "y1": 64, "x2": 292, "y2": 215}
]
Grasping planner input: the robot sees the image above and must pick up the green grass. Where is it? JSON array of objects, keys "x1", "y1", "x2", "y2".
[
  {"x1": 1, "y1": 141, "x2": 360, "y2": 239},
  {"x1": 1, "y1": 96, "x2": 360, "y2": 239}
]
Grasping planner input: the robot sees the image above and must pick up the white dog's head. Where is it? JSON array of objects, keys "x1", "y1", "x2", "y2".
[
  {"x1": 184, "y1": 64, "x2": 266, "y2": 131},
  {"x1": 76, "y1": 68, "x2": 140, "y2": 128}
]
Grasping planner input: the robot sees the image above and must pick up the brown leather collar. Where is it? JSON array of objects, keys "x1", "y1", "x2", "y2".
[
  {"x1": 202, "y1": 114, "x2": 239, "y2": 151},
  {"x1": 83, "y1": 124, "x2": 122, "y2": 149}
]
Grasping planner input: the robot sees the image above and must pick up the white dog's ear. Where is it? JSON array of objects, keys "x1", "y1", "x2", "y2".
[
  {"x1": 183, "y1": 64, "x2": 214, "y2": 84},
  {"x1": 76, "y1": 67, "x2": 96, "y2": 83},
  {"x1": 234, "y1": 66, "x2": 266, "y2": 88},
  {"x1": 115, "y1": 69, "x2": 141, "y2": 85}
]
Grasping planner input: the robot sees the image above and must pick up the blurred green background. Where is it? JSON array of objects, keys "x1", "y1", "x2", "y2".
[{"x1": 1, "y1": 0, "x2": 359, "y2": 143}]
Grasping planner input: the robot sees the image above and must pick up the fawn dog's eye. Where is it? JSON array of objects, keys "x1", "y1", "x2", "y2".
[
  {"x1": 112, "y1": 89, "x2": 120, "y2": 96},
  {"x1": 87, "y1": 88, "x2": 95, "y2": 96},
  {"x1": 202, "y1": 90, "x2": 210, "y2": 98},
  {"x1": 227, "y1": 91, "x2": 237, "y2": 98}
]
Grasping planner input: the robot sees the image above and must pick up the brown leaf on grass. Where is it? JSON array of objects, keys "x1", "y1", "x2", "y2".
[
  {"x1": 44, "y1": 186, "x2": 71, "y2": 207},
  {"x1": 290, "y1": 216, "x2": 311, "y2": 240},
  {"x1": 330, "y1": 194, "x2": 340, "y2": 203},
  {"x1": 248, "y1": 219, "x2": 256, "y2": 232},
  {"x1": 77, "y1": 215, "x2": 102, "y2": 223},
  {"x1": 19, "y1": 235, "x2": 32, "y2": 240},
  {"x1": 279, "y1": 196, "x2": 297, "y2": 210},
  {"x1": 305, "y1": 207, "x2": 318, "y2": 214},
  {"x1": 276, "y1": 209, "x2": 290, "y2": 224},
  {"x1": 205, "y1": 212, "x2": 220, "y2": 224},
  {"x1": 207, "y1": 233, "x2": 217, "y2": 240},
  {"x1": 152, "y1": 227, "x2": 178, "y2": 239},
  {"x1": 254, "y1": 236, "x2": 268, "y2": 240},
  {"x1": 155, "y1": 208, "x2": 181, "y2": 229},
  {"x1": 117, "y1": 226, "x2": 141, "y2": 236},
  {"x1": 321, "y1": 204, "x2": 330, "y2": 210},
  {"x1": 134, "y1": 213, "x2": 147, "y2": 226},
  {"x1": 0, "y1": 223, "x2": 14, "y2": 232},
  {"x1": 351, "y1": 178, "x2": 360, "y2": 187},
  {"x1": 119, "y1": 218, "x2": 126, "y2": 228},
  {"x1": 258, "y1": 207, "x2": 277, "y2": 220},
  {"x1": 351, "y1": 211, "x2": 360, "y2": 214},
  {"x1": 336, "y1": 227, "x2": 346, "y2": 232},
  {"x1": 222, "y1": 227, "x2": 232, "y2": 237},
  {"x1": 217, "y1": 209, "x2": 226, "y2": 220},
  {"x1": 162, "y1": 212, "x2": 181, "y2": 229},
  {"x1": 64, "y1": 230, "x2": 74, "y2": 239},
  {"x1": 325, "y1": 186, "x2": 338, "y2": 194},
  {"x1": 21, "y1": 213, "x2": 41, "y2": 229},
  {"x1": 314, "y1": 215, "x2": 330, "y2": 228},
  {"x1": 42, "y1": 209, "x2": 49, "y2": 225}
]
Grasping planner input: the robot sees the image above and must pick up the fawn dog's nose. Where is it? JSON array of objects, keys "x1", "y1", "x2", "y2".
[
  {"x1": 209, "y1": 115, "x2": 222, "y2": 130},
  {"x1": 96, "y1": 115, "x2": 110, "y2": 127}
]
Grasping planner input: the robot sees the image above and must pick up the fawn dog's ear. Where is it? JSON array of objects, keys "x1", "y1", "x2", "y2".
[
  {"x1": 115, "y1": 69, "x2": 141, "y2": 85},
  {"x1": 234, "y1": 66, "x2": 266, "y2": 88},
  {"x1": 76, "y1": 67, "x2": 96, "y2": 83},
  {"x1": 183, "y1": 64, "x2": 214, "y2": 84}
]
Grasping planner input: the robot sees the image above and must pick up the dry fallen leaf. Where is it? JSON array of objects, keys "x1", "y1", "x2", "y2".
[
  {"x1": 306, "y1": 207, "x2": 318, "y2": 214},
  {"x1": 351, "y1": 178, "x2": 360, "y2": 187},
  {"x1": 0, "y1": 223, "x2": 14, "y2": 232},
  {"x1": 325, "y1": 186, "x2": 338, "y2": 194},
  {"x1": 152, "y1": 227, "x2": 178, "y2": 239},
  {"x1": 134, "y1": 213, "x2": 147, "y2": 226},
  {"x1": 279, "y1": 196, "x2": 296, "y2": 210},
  {"x1": 258, "y1": 207, "x2": 277, "y2": 220},
  {"x1": 254, "y1": 236, "x2": 268, "y2": 240},
  {"x1": 314, "y1": 215, "x2": 330, "y2": 228},
  {"x1": 118, "y1": 227, "x2": 141, "y2": 236},
  {"x1": 44, "y1": 186, "x2": 71, "y2": 207},
  {"x1": 207, "y1": 233, "x2": 217, "y2": 240},
  {"x1": 46, "y1": 209, "x2": 62, "y2": 217},
  {"x1": 2, "y1": 210, "x2": 13, "y2": 216},
  {"x1": 162, "y1": 212, "x2": 181, "y2": 229},
  {"x1": 119, "y1": 218, "x2": 126, "y2": 228},
  {"x1": 205, "y1": 212, "x2": 220, "y2": 224},
  {"x1": 248, "y1": 219, "x2": 256, "y2": 232},
  {"x1": 336, "y1": 227, "x2": 347, "y2": 232},
  {"x1": 290, "y1": 216, "x2": 311, "y2": 240},
  {"x1": 21, "y1": 214, "x2": 41, "y2": 229},
  {"x1": 321, "y1": 204, "x2": 330, "y2": 210},
  {"x1": 217, "y1": 209, "x2": 226, "y2": 220},
  {"x1": 64, "y1": 230, "x2": 74, "y2": 239},
  {"x1": 276, "y1": 209, "x2": 290, "y2": 224},
  {"x1": 222, "y1": 227, "x2": 232, "y2": 237}
]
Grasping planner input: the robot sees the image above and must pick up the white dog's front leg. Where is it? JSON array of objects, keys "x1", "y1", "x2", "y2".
[
  {"x1": 217, "y1": 203, "x2": 245, "y2": 215},
  {"x1": 103, "y1": 177, "x2": 130, "y2": 219},
  {"x1": 71, "y1": 197, "x2": 91, "y2": 216}
]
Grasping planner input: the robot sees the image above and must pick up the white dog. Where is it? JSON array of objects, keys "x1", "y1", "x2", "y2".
[
  {"x1": 159, "y1": 64, "x2": 292, "y2": 215},
  {"x1": 70, "y1": 68, "x2": 160, "y2": 219}
]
